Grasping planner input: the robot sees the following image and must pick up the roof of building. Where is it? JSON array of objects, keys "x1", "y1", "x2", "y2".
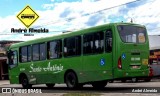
[{"x1": 0, "y1": 40, "x2": 22, "y2": 44}]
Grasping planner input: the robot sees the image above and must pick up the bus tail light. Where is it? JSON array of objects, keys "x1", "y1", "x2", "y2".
[{"x1": 118, "y1": 57, "x2": 122, "y2": 69}]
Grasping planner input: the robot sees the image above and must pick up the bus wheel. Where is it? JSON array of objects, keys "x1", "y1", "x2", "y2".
[
  {"x1": 20, "y1": 76, "x2": 32, "y2": 89},
  {"x1": 65, "y1": 72, "x2": 78, "y2": 89},
  {"x1": 92, "y1": 81, "x2": 107, "y2": 89},
  {"x1": 46, "y1": 84, "x2": 55, "y2": 88}
]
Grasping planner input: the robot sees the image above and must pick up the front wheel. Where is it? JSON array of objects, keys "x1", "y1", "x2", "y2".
[
  {"x1": 20, "y1": 76, "x2": 32, "y2": 89},
  {"x1": 65, "y1": 72, "x2": 79, "y2": 89},
  {"x1": 92, "y1": 81, "x2": 107, "y2": 89}
]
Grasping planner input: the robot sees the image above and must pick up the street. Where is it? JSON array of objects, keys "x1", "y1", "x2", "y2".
[{"x1": 0, "y1": 79, "x2": 160, "y2": 96}]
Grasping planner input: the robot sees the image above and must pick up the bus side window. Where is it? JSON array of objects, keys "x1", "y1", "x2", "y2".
[
  {"x1": 48, "y1": 40, "x2": 62, "y2": 59},
  {"x1": 40, "y1": 43, "x2": 46, "y2": 60},
  {"x1": 64, "y1": 36, "x2": 81, "y2": 57},
  {"x1": 94, "y1": 32, "x2": 104, "y2": 53},
  {"x1": 32, "y1": 44, "x2": 40, "y2": 61},
  {"x1": 64, "y1": 37, "x2": 75, "y2": 57},
  {"x1": 75, "y1": 36, "x2": 81, "y2": 55},
  {"x1": 83, "y1": 34, "x2": 94, "y2": 54},
  {"x1": 57, "y1": 40, "x2": 62, "y2": 58},
  {"x1": 105, "y1": 30, "x2": 112, "y2": 52}
]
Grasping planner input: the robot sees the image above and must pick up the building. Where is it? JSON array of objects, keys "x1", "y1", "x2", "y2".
[
  {"x1": 148, "y1": 35, "x2": 160, "y2": 77},
  {"x1": 0, "y1": 40, "x2": 22, "y2": 80},
  {"x1": 149, "y1": 35, "x2": 160, "y2": 50},
  {"x1": 149, "y1": 35, "x2": 160, "y2": 64}
]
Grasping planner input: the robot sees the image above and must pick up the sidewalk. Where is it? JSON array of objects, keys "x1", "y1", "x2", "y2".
[{"x1": 0, "y1": 80, "x2": 10, "y2": 85}]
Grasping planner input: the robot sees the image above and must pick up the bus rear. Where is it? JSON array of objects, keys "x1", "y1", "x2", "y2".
[{"x1": 114, "y1": 23, "x2": 149, "y2": 79}]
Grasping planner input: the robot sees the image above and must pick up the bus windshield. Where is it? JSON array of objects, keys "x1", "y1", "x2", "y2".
[{"x1": 117, "y1": 25, "x2": 147, "y2": 43}]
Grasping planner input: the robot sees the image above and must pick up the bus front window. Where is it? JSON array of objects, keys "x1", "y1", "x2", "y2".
[
  {"x1": 117, "y1": 25, "x2": 147, "y2": 43},
  {"x1": 8, "y1": 50, "x2": 17, "y2": 68}
]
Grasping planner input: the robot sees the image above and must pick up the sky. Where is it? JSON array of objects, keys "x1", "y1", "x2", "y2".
[{"x1": 0, "y1": 0, "x2": 160, "y2": 41}]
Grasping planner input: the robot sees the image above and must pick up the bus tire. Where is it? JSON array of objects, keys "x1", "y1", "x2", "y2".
[
  {"x1": 92, "y1": 81, "x2": 107, "y2": 89},
  {"x1": 46, "y1": 84, "x2": 55, "y2": 88},
  {"x1": 20, "y1": 76, "x2": 32, "y2": 89},
  {"x1": 65, "y1": 71, "x2": 79, "y2": 89}
]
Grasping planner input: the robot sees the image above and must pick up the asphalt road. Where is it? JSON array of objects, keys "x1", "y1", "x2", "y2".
[{"x1": 0, "y1": 79, "x2": 160, "y2": 96}]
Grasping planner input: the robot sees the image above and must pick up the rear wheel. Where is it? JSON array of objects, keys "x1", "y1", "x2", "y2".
[
  {"x1": 20, "y1": 76, "x2": 32, "y2": 89},
  {"x1": 92, "y1": 81, "x2": 107, "y2": 89},
  {"x1": 46, "y1": 84, "x2": 55, "y2": 88},
  {"x1": 65, "y1": 72, "x2": 79, "y2": 89}
]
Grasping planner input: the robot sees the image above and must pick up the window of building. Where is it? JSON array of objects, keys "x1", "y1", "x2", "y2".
[
  {"x1": 64, "y1": 36, "x2": 81, "y2": 57},
  {"x1": 48, "y1": 40, "x2": 62, "y2": 59}
]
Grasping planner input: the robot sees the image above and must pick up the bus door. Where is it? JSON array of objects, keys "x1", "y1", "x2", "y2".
[{"x1": 82, "y1": 29, "x2": 113, "y2": 82}]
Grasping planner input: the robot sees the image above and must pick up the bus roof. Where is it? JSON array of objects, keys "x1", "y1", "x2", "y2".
[{"x1": 9, "y1": 22, "x2": 145, "y2": 49}]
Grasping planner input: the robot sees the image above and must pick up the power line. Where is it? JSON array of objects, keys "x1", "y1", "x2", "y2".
[
  {"x1": 32, "y1": 0, "x2": 159, "y2": 32},
  {"x1": 33, "y1": 0, "x2": 145, "y2": 28}
]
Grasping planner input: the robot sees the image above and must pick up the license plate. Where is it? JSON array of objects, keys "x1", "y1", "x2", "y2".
[{"x1": 132, "y1": 65, "x2": 139, "y2": 69}]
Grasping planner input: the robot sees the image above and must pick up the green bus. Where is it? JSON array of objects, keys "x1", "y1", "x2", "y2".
[{"x1": 7, "y1": 23, "x2": 149, "y2": 89}]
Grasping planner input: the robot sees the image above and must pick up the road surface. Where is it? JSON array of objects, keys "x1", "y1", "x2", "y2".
[{"x1": 0, "y1": 79, "x2": 160, "y2": 96}]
